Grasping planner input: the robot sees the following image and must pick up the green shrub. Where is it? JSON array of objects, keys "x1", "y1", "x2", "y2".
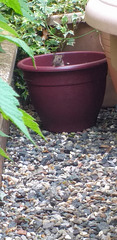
[{"x1": 1, "y1": 0, "x2": 87, "y2": 54}]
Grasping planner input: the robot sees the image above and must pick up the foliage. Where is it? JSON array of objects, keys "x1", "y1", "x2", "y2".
[
  {"x1": 1, "y1": 0, "x2": 87, "y2": 54},
  {"x1": 0, "y1": 77, "x2": 44, "y2": 143},
  {"x1": 0, "y1": 0, "x2": 45, "y2": 160},
  {"x1": 14, "y1": 69, "x2": 29, "y2": 101},
  {"x1": 0, "y1": 0, "x2": 35, "y2": 61},
  {"x1": 1, "y1": 0, "x2": 87, "y2": 100},
  {"x1": 0, "y1": 0, "x2": 34, "y2": 20}
]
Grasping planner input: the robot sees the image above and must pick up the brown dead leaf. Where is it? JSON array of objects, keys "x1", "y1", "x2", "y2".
[
  {"x1": 43, "y1": 148, "x2": 49, "y2": 153},
  {"x1": 100, "y1": 145, "x2": 113, "y2": 153},
  {"x1": 100, "y1": 144, "x2": 110, "y2": 148},
  {"x1": 42, "y1": 29, "x2": 48, "y2": 40},
  {"x1": 5, "y1": 227, "x2": 17, "y2": 233}
]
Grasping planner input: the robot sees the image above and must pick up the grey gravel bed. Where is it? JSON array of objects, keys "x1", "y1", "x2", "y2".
[{"x1": 0, "y1": 107, "x2": 117, "y2": 240}]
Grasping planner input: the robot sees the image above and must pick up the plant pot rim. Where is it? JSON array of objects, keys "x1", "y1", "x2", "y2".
[
  {"x1": 85, "y1": 0, "x2": 117, "y2": 35},
  {"x1": 17, "y1": 51, "x2": 107, "y2": 73}
]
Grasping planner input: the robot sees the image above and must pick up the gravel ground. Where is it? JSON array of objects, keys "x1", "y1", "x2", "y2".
[{"x1": 0, "y1": 106, "x2": 117, "y2": 240}]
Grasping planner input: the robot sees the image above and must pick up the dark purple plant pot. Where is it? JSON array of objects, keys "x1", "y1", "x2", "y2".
[{"x1": 17, "y1": 51, "x2": 107, "y2": 132}]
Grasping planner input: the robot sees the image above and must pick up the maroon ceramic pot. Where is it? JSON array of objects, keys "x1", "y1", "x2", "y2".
[{"x1": 17, "y1": 51, "x2": 107, "y2": 132}]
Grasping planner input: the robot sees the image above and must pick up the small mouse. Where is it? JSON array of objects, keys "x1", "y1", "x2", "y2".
[{"x1": 53, "y1": 53, "x2": 64, "y2": 67}]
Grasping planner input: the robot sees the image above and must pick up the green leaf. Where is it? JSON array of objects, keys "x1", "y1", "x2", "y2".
[
  {"x1": 0, "y1": 0, "x2": 33, "y2": 20},
  {"x1": 0, "y1": 13, "x2": 8, "y2": 23},
  {"x1": 61, "y1": 15, "x2": 68, "y2": 25},
  {"x1": 0, "y1": 0, "x2": 34, "y2": 22},
  {"x1": 61, "y1": 26, "x2": 68, "y2": 34},
  {"x1": 0, "y1": 34, "x2": 35, "y2": 64},
  {"x1": 0, "y1": 130, "x2": 9, "y2": 137},
  {"x1": 63, "y1": 30, "x2": 74, "y2": 38},
  {"x1": 0, "y1": 0, "x2": 22, "y2": 15},
  {"x1": 20, "y1": 109, "x2": 46, "y2": 140},
  {"x1": 0, "y1": 21, "x2": 19, "y2": 37},
  {"x1": 0, "y1": 78, "x2": 36, "y2": 145},
  {"x1": 20, "y1": 7, "x2": 34, "y2": 21},
  {"x1": 71, "y1": 13, "x2": 79, "y2": 23},
  {"x1": 54, "y1": 21, "x2": 62, "y2": 30},
  {"x1": 66, "y1": 38, "x2": 75, "y2": 46},
  {"x1": 0, "y1": 147, "x2": 11, "y2": 160}
]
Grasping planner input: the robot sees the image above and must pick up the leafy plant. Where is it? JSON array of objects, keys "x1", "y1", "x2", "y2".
[
  {"x1": 14, "y1": 69, "x2": 29, "y2": 101},
  {"x1": 0, "y1": 0, "x2": 45, "y2": 160},
  {"x1": 1, "y1": 0, "x2": 87, "y2": 54},
  {"x1": 0, "y1": 0, "x2": 35, "y2": 62},
  {"x1": 1, "y1": 0, "x2": 87, "y2": 101}
]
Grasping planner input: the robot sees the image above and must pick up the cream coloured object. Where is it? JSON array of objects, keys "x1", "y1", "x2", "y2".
[
  {"x1": 85, "y1": 0, "x2": 117, "y2": 77},
  {"x1": 85, "y1": 0, "x2": 117, "y2": 35}
]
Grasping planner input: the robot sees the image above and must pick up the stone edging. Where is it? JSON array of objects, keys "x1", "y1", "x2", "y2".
[
  {"x1": 0, "y1": 40, "x2": 17, "y2": 187},
  {"x1": 47, "y1": 12, "x2": 84, "y2": 25}
]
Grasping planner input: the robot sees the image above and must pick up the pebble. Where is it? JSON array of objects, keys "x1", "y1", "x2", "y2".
[{"x1": 1, "y1": 107, "x2": 117, "y2": 239}]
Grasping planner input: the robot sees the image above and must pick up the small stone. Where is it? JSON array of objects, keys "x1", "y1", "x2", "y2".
[
  {"x1": 28, "y1": 164, "x2": 35, "y2": 171},
  {"x1": 98, "y1": 222, "x2": 109, "y2": 231},
  {"x1": 26, "y1": 232, "x2": 31, "y2": 238},
  {"x1": 73, "y1": 229, "x2": 80, "y2": 235},
  {"x1": 56, "y1": 153, "x2": 66, "y2": 161},
  {"x1": 2, "y1": 107, "x2": 117, "y2": 239},
  {"x1": 72, "y1": 199, "x2": 81, "y2": 208},
  {"x1": 68, "y1": 174, "x2": 80, "y2": 182},
  {"x1": 0, "y1": 201, "x2": 4, "y2": 206},
  {"x1": 17, "y1": 229, "x2": 27, "y2": 235},
  {"x1": 15, "y1": 237, "x2": 22, "y2": 240},
  {"x1": 82, "y1": 131, "x2": 89, "y2": 140},
  {"x1": 43, "y1": 219, "x2": 54, "y2": 229},
  {"x1": 65, "y1": 234, "x2": 72, "y2": 239},
  {"x1": 21, "y1": 236, "x2": 27, "y2": 240},
  {"x1": 4, "y1": 238, "x2": 12, "y2": 240},
  {"x1": 33, "y1": 220, "x2": 43, "y2": 229},
  {"x1": 72, "y1": 161, "x2": 78, "y2": 166},
  {"x1": 64, "y1": 142, "x2": 73, "y2": 153},
  {"x1": 101, "y1": 155, "x2": 109, "y2": 164},
  {"x1": 27, "y1": 190, "x2": 36, "y2": 199},
  {"x1": 80, "y1": 231, "x2": 89, "y2": 237},
  {"x1": 73, "y1": 218, "x2": 82, "y2": 224},
  {"x1": 109, "y1": 217, "x2": 117, "y2": 226},
  {"x1": 51, "y1": 227, "x2": 58, "y2": 234}
]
